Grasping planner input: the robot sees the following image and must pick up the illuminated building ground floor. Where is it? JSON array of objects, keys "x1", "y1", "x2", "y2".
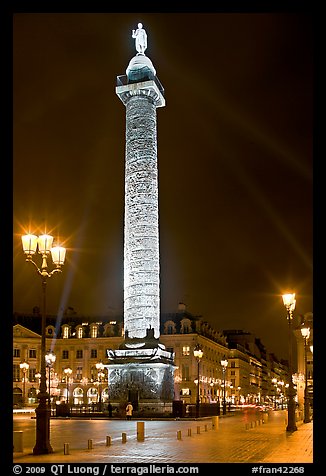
[{"x1": 13, "y1": 307, "x2": 311, "y2": 413}]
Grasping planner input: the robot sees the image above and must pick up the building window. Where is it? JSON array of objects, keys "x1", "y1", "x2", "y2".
[
  {"x1": 76, "y1": 366, "x2": 83, "y2": 381},
  {"x1": 90, "y1": 325, "x2": 98, "y2": 339},
  {"x1": 91, "y1": 349, "x2": 97, "y2": 359},
  {"x1": 182, "y1": 346, "x2": 190, "y2": 356},
  {"x1": 182, "y1": 365, "x2": 189, "y2": 380},
  {"x1": 163, "y1": 320, "x2": 176, "y2": 335},
  {"x1": 62, "y1": 350, "x2": 69, "y2": 360},
  {"x1": 231, "y1": 361, "x2": 235, "y2": 368},
  {"x1": 62, "y1": 325, "x2": 70, "y2": 339},
  {"x1": 180, "y1": 318, "x2": 192, "y2": 334},
  {"x1": 13, "y1": 364, "x2": 20, "y2": 381},
  {"x1": 29, "y1": 368, "x2": 36, "y2": 381},
  {"x1": 77, "y1": 326, "x2": 83, "y2": 339},
  {"x1": 76, "y1": 349, "x2": 83, "y2": 359},
  {"x1": 29, "y1": 349, "x2": 36, "y2": 359},
  {"x1": 13, "y1": 348, "x2": 20, "y2": 358}
]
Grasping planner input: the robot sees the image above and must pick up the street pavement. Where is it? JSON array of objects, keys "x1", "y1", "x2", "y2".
[{"x1": 13, "y1": 409, "x2": 314, "y2": 465}]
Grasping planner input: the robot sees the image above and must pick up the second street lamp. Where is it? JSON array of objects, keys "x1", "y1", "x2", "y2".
[
  {"x1": 221, "y1": 358, "x2": 228, "y2": 415},
  {"x1": 282, "y1": 293, "x2": 297, "y2": 432},
  {"x1": 96, "y1": 362, "x2": 105, "y2": 412},
  {"x1": 22, "y1": 232, "x2": 66, "y2": 454},
  {"x1": 45, "y1": 350, "x2": 56, "y2": 407},
  {"x1": 20, "y1": 361, "x2": 30, "y2": 407},
  {"x1": 64, "y1": 367, "x2": 72, "y2": 406},
  {"x1": 193, "y1": 344, "x2": 203, "y2": 418},
  {"x1": 300, "y1": 325, "x2": 311, "y2": 423}
]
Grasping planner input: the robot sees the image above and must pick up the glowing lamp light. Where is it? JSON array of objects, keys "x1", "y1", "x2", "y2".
[
  {"x1": 300, "y1": 326, "x2": 310, "y2": 340},
  {"x1": 282, "y1": 293, "x2": 296, "y2": 310},
  {"x1": 37, "y1": 234, "x2": 54, "y2": 254},
  {"x1": 51, "y1": 246, "x2": 66, "y2": 266},
  {"x1": 20, "y1": 361, "x2": 30, "y2": 372},
  {"x1": 45, "y1": 350, "x2": 56, "y2": 366},
  {"x1": 193, "y1": 346, "x2": 203, "y2": 360},
  {"x1": 22, "y1": 234, "x2": 38, "y2": 255},
  {"x1": 221, "y1": 359, "x2": 228, "y2": 369},
  {"x1": 310, "y1": 345, "x2": 313, "y2": 354}
]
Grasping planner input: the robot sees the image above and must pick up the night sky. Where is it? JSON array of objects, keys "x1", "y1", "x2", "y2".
[{"x1": 12, "y1": 12, "x2": 313, "y2": 361}]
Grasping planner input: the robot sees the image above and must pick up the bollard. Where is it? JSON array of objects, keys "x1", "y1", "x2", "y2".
[
  {"x1": 177, "y1": 430, "x2": 182, "y2": 440},
  {"x1": 197, "y1": 426, "x2": 201, "y2": 434},
  {"x1": 122, "y1": 432, "x2": 127, "y2": 443},
  {"x1": 88, "y1": 439, "x2": 93, "y2": 449},
  {"x1": 250, "y1": 421, "x2": 254, "y2": 428},
  {"x1": 212, "y1": 416, "x2": 219, "y2": 430},
  {"x1": 245, "y1": 423, "x2": 249, "y2": 430},
  {"x1": 106, "y1": 436, "x2": 112, "y2": 446},
  {"x1": 187, "y1": 428, "x2": 192, "y2": 437},
  {"x1": 13, "y1": 431, "x2": 23, "y2": 452},
  {"x1": 64, "y1": 443, "x2": 70, "y2": 455},
  {"x1": 204, "y1": 424, "x2": 208, "y2": 432},
  {"x1": 137, "y1": 421, "x2": 145, "y2": 442}
]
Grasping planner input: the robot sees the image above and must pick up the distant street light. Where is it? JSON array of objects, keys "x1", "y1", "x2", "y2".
[
  {"x1": 96, "y1": 361, "x2": 105, "y2": 411},
  {"x1": 193, "y1": 344, "x2": 203, "y2": 418},
  {"x1": 221, "y1": 358, "x2": 228, "y2": 415},
  {"x1": 20, "y1": 361, "x2": 30, "y2": 406},
  {"x1": 64, "y1": 367, "x2": 72, "y2": 406},
  {"x1": 282, "y1": 292, "x2": 297, "y2": 432},
  {"x1": 300, "y1": 325, "x2": 311, "y2": 423},
  {"x1": 45, "y1": 350, "x2": 56, "y2": 406},
  {"x1": 22, "y1": 232, "x2": 66, "y2": 454}
]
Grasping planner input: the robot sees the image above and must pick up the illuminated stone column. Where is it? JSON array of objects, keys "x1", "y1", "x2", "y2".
[{"x1": 116, "y1": 50, "x2": 165, "y2": 339}]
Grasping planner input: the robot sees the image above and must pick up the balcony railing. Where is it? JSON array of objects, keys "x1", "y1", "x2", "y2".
[{"x1": 116, "y1": 74, "x2": 164, "y2": 97}]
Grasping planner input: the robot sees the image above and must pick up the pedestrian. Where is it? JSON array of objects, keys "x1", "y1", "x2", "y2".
[
  {"x1": 108, "y1": 401, "x2": 113, "y2": 418},
  {"x1": 126, "y1": 402, "x2": 133, "y2": 420}
]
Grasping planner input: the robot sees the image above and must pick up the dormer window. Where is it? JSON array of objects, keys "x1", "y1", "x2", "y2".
[
  {"x1": 163, "y1": 320, "x2": 176, "y2": 335},
  {"x1": 46, "y1": 325, "x2": 55, "y2": 337},
  {"x1": 76, "y1": 326, "x2": 83, "y2": 339},
  {"x1": 62, "y1": 324, "x2": 71, "y2": 339},
  {"x1": 90, "y1": 324, "x2": 98, "y2": 339},
  {"x1": 180, "y1": 318, "x2": 192, "y2": 334}
]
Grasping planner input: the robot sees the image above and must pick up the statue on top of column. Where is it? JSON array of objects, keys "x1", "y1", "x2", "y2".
[{"x1": 132, "y1": 23, "x2": 147, "y2": 55}]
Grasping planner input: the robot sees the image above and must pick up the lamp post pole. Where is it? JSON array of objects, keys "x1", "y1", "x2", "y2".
[
  {"x1": 221, "y1": 358, "x2": 228, "y2": 415},
  {"x1": 64, "y1": 367, "x2": 72, "y2": 407},
  {"x1": 282, "y1": 293, "x2": 297, "y2": 432},
  {"x1": 300, "y1": 326, "x2": 311, "y2": 423},
  {"x1": 22, "y1": 233, "x2": 66, "y2": 454},
  {"x1": 193, "y1": 345, "x2": 203, "y2": 419},
  {"x1": 45, "y1": 350, "x2": 56, "y2": 409},
  {"x1": 20, "y1": 361, "x2": 30, "y2": 407},
  {"x1": 96, "y1": 362, "x2": 105, "y2": 412}
]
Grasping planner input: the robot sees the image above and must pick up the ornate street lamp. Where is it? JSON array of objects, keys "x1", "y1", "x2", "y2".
[
  {"x1": 271, "y1": 378, "x2": 278, "y2": 409},
  {"x1": 22, "y1": 232, "x2": 66, "y2": 454},
  {"x1": 20, "y1": 361, "x2": 30, "y2": 407},
  {"x1": 96, "y1": 362, "x2": 105, "y2": 411},
  {"x1": 221, "y1": 358, "x2": 228, "y2": 415},
  {"x1": 193, "y1": 344, "x2": 203, "y2": 418},
  {"x1": 300, "y1": 325, "x2": 311, "y2": 423},
  {"x1": 282, "y1": 292, "x2": 297, "y2": 432},
  {"x1": 45, "y1": 350, "x2": 56, "y2": 407},
  {"x1": 64, "y1": 367, "x2": 72, "y2": 405}
]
